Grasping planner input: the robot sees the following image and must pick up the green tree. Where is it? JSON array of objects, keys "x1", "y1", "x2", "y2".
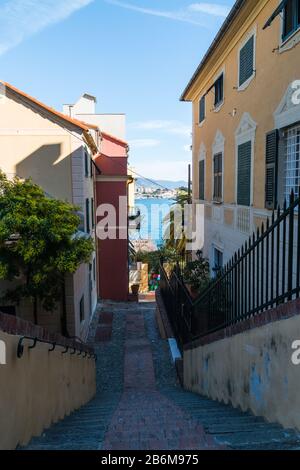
[
  {"x1": 0, "y1": 172, "x2": 94, "y2": 335},
  {"x1": 163, "y1": 188, "x2": 190, "y2": 254}
]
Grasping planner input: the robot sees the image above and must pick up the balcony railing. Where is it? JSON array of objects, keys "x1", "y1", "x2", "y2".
[{"x1": 160, "y1": 190, "x2": 300, "y2": 351}]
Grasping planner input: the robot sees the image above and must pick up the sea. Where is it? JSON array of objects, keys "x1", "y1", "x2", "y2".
[{"x1": 133, "y1": 198, "x2": 175, "y2": 249}]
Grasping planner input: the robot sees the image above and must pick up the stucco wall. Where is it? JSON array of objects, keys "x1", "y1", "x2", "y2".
[
  {"x1": 184, "y1": 302, "x2": 300, "y2": 430},
  {"x1": 191, "y1": 0, "x2": 300, "y2": 208},
  {"x1": 0, "y1": 87, "x2": 97, "y2": 340},
  {"x1": 187, "y1": 0, "x2": 300, "y2": 266},
  {"x1": 0, "y1": 329, "x2": 96, "y2": 450}
]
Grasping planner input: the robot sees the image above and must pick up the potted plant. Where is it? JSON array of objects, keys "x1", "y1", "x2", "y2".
[{"x1": 183, "y1": 250, "x2": 210, "y2": 299}]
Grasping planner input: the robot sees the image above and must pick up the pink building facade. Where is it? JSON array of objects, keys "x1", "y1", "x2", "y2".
[{"x1": 95, "y1": 132, "x2": 130, "y2": 301}]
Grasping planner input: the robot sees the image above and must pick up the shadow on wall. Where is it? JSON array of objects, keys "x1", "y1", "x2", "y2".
[{"x1": 16, "y1": 144, "x2": 73, "y2": 202}]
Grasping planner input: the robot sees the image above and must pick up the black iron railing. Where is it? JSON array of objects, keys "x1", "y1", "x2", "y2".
[
  {"x1": 160, "y1": 190, "x2": 300, "y2": 349},
  {"x1": 17, "y1": 335, "x2": 96, "y2": 360}
]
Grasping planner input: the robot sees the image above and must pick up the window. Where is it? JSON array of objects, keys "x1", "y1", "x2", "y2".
[
  {"x1": 84, "y1": 150, "x2": 89, "y2": 177},
  {"x1": 86, "y1": 198, "x2": 90, "y2": 233},
  {"x1": 199, "y1": 96, "x2": 205, "y2": 123},
  {"x1": 284, "y1": 124, "x2": 300, "y2": 200},
  {"x1": 79, "y1": 296, "x2": 85, "y2": 323},
  {"x1": 78, "y1": 211, "x2": 85, "y2": 232},
  {"x1": 283, "y1": 0, "x2": 300, "y2": 40},
  {"x1": 239, "y1": 35, "x2": 254, "y2": 87},
  {"x1": 213, "y1": 248, "x2": 223, "y2": 276},
  {"x1": 91, "y1": 198, "x2": 95, "y2": 229},
  {"x1": 93, "y1": 258, "x2": 96, "y2": 282},
  {"x1": 90, "y1": 158, "x2": 93, "y2": 179},
  {"x1": 213, "y1": 153, "x2": 223, "y2": 202},
  {"x1": 214, "y1": 74, "x2": 224, "y2": 107},
  {"x1": 265, "y1": 130, "x2": 279, "y2": 210},
  {"x1": 237, "y1": 141, "x2": 252, "y2": 206},
  {"x1": 199, "y1": 160, "x2": 205, "y2": 200}
]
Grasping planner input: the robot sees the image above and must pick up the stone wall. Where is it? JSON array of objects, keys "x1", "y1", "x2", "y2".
[
  {"x1": 0, "y1": 312, "x2": 96, "y2": 449},
  {"x1": 184, "y1": 299, "x2": 300, "y2": 431}
]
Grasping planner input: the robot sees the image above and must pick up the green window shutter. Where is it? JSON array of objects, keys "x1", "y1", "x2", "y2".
[
  {"x1": 213, "y1": 153, "x2": 222, "y2": 201},
  {"x1": 199, "y1": 96, "x2": 205, "y2": 123},
  {"x1": 239, "y1": 35, "x2": 254, "y2": 87},
  {"x1": 91, "y1": 198, "x2": 95, "y2": 229},
  {"x1": 214, "y1": 74, "x2": 224, "y2": 106},
  {"x1": 199, "y1": 160, "x2": 205, "y2": 200},
  {"x1": 265, "y1": 130, "x2": 279, "y2": 210},
  {"x1": 86, "y1": 198, "x2": 90, "y2": 233},
  {"x1": 85, "y1": 151, "x2": 89, "y2": 177},
  {"x1": 237, "y1": 141, "x2": 252, "y2": 206}
]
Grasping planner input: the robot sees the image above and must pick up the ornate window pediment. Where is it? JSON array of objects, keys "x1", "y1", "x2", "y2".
[
  {"x1": 199, "y1": 142, "x2": 206, "y2": 161},
  {"x1": 274, "y1": 82, "x2": 300, "y2": 129},
  {"x1": 212, "y1": 130, "x2": 225, "y2": 155},
  {"x1": 235, "y1": 112, "x2": 257, "y2": 144}
]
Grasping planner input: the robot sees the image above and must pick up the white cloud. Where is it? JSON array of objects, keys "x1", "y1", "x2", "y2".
[
  {"x1": 129, "y1": 139, "x2": 160, "y2": 149},
  {"x1": 189, "y1": 3, "x2": 231, "y2": 17},
  {"x1": 0, "y1": 0, "x2": 94, "y2": 56},
  {"x1": 105, "y1": 1, "x2": 230, "y2": 25},
  {"x1": 184, "y1": 144, "x2": 192, "y2": 152},
  {"x1": 129, "y1": 120, "x2": 191, "y2": 137}
]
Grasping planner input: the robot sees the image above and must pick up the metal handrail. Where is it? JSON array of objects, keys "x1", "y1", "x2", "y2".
[
  {"x1": 17, "y1": 335, "x2": 97, "y2": 360},
  {"x1": 160, "y1": 189, "x2": 300, "y2": 345}
]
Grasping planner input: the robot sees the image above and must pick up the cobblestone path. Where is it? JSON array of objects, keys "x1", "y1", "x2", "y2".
[{"x1": 23, "y1": 301, "x2": 300, "y2": 450}]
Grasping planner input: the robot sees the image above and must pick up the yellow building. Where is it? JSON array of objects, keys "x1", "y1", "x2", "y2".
[{"x1": 181, "y1": 0, "x2": 300, "y2": 272}]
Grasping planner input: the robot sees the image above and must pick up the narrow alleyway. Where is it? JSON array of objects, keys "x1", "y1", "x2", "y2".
[{"x1": 23, "y1": 302, "x2": 300, "y2": 450}]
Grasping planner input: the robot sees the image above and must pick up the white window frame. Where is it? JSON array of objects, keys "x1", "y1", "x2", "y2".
[
  {"x1": 279, "y1": 0, "x2": 300, "y2": 50},
  {"x1": 212, "y1": 130, "x2": 225, "y2": 203},
  {"x1": 213, "y1": 67, "x2": 225, "y2": 113},
  {"x1": 235, "y1": 113, "x2": 257, "y2": 207},
  {"x1": 237, "y1": 26, "x2": 257, "y2": 92},
  {"x1": 211, "y1": 244, "x2": 224, "y2": 278},
  {"x1": 274, "y1": 83, "x2": 300, "y2": 203},
  {"x1": 283, "y1": 123, "x2": 300, "y2": 201}
]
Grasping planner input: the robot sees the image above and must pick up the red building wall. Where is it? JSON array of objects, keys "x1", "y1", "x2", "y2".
[{"x1": 94, "y1": 133, "x2": 129, "y2": 301}]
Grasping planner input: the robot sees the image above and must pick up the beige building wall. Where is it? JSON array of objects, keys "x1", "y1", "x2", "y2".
[
  {"x1": 0, "y1": 87, "x2": 98, "y2": 339},
  {"x1": 63, "y1": 93, "x2": 126, "y2": 141},
  {"x1": 0, "y1": 330, "x2": 96, "y2": 450},
  {"x1": 184, "y1": 0, "x2": 300, "y2": 267},
  {"x1": 0, "y1": 89, "x2": 74, "y2": 199},
  {"x1": 184, "y1": 309, "x2": 300, "y2": 431}
]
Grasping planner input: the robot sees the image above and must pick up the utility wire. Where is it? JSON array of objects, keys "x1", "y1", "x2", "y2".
[
  {"x1": 100, "y1": 153, "x2": 175, "y2": 191},
  {"x1": 29, "y1": 102, "x2": 186, "y2": 192}
]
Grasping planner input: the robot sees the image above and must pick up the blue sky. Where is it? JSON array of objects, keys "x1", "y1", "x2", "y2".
[{"x1": 0, "y1": 0, "x2": 234, "y2": 181}]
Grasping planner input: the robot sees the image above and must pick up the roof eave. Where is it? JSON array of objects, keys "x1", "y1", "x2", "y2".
[{"x1": 180, "y1": 0, "x2": 246, "y2": 102}]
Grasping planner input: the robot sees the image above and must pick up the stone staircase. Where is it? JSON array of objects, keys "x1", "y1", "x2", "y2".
[
  {"x1": 22, "y1": 393, "x2": 120, "y2": 450},
  {"x1": 20, "y1": 301, "x2": 300, "y2": 451},
  {"x1": 160, "y1": 388, "x2": 300, "y2": 450}
]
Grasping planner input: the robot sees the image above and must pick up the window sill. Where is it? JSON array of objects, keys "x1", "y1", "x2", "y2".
[
  {"x1": 214, "y1": 101, "x2": 224, "y2": 113},
  {"x1": 238, "y1": 72, "x2": 255, "y2": 92},
  {"x1": 280, "y1": 27, "x2": 300, "y2": 53},
  {"x1": 212, "y1": 200, "x2": 223, "y2": 205},
  {"x1": 198, "y1": 119, "x2": 206, "y2": 128}
]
